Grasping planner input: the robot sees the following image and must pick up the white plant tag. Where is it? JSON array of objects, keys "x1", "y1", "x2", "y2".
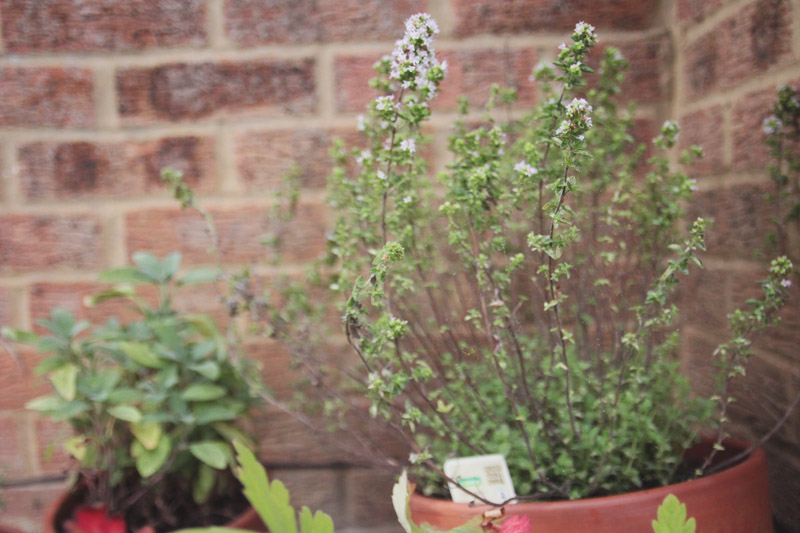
[{"x1": 443, "y1": 454, "x2": 516, "y2": 504}]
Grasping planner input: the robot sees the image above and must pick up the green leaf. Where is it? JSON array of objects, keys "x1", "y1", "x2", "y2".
[
  {"x1": 131, "y1": 422, "x2": 162, "y2": 451},
  {"x1": 132, "y1": 251, "x2": 164, "y2": 282},
  {"x1": 98, "y1": 267, "x2": 151, "y2": 284},
  {"x1": 107, "y1": 405, "x2": 143, "y2": 423},
  {"x1": 83, "y1": 369, "x2": 122, "y2": 402},
  {"x1": 136, "y1": 435, "x2": 172, "y2": 478},
  {"x1": 163, "y1": 252, "x2": 182, "y2": 280},
  {"x1": 1, "y1": 327, "x2": 38, "y2": 344},
  {"x1": 84, "y1": 284, "x2": 137, "y2": 307},
  {"x1": 34, "y1": 356, "x2": 68, "y2": 376},
  {"x1": 299, "y1": 506, "x2": 334, "y2": 533},
  {"x1": 190, "y1": 361, "x2": 221, "y2": 380},
  {"x1": 213, "y1": 422, "x2": 255, "y2": 450},
  {"x1": 178, "y1": 268, "x2": 219, "y2": 286},
  {"x1": 193, "y1": 463, "x2": 216, "y2": 505},
  {"x1": 233, "y1": 440, "x2": 298, "y2": 533},
  {"x1": 64, "y1": 436, "x2": 87, "y2": 461},
  {"x1": 652, "y1": 494, "x2": 696, "y2": 533},
  {"x1": 51, "y1": 400, "x2": 91, "y2": 421},
  {"x1": 108, "y1": 387, "x2": 144, "y2": 404},
  {"x1": 50, "y1": 363, "x2": 78, "y2": 401},
  {"x1": 26, "y1": 395, "x2": 63, "y2": 412},
  {"x1": 120, "y1": 342, "x2": 165, "y2": 369},
  {"x1": 194, "y1": 404, "x2": 240, "y2": 424},
  {"x1": 182, "y1": 384, "x2": 227, "y2": 402},
  {"x1": 189, "y1": 441, "x2": 231, "y2": 470}
]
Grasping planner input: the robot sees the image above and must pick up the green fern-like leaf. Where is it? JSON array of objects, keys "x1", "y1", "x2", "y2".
[{"x1": 652, "y1": 494, "x2": 696, "y2": 533}]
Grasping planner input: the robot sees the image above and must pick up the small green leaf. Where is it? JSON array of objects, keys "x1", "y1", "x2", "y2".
[
  {"x1": 190, "y1": 361, "x2": 221, "y2": 380},
  {"x1": 194, "y1": 404, "x2": 240, "y2": 424},
  {"x1": 132, "y1": 251, "x2": 164, "y2": 282},
  {"x1": 50, "y1": 363, "x2": 79, "y2": 401},
  {"x1": 64, "y1": 436, "x2": 87, "y2": 461},
  {"x1": 107, "y1": 405, "x2": 143, "y2": 423},
  {"x1": 652, "y1": 494, "x2": 696, "y2": 533},
  {"x1": 26, "y1": 395, "x2": 63, "y2": 411},
  {"x1": 131, "y1": 422, "x2": 162, "y2": 451},
  {"x1": 98, "y1": 267, "x2": 151, "y2": 284},
  {"x1": 163, "y1": 252, "x2": 182, "y2": 279},
  {"x1": 1, "y1": 327, "x2": 38, "y2": 344},
  {"x1": 193, "y1": 463, "x2": 216, "y2": 505},
  {"x1": 178, "y1": 268, "x2": 219, "y2": 286},
  {"x1": 189, "y1": 441, "x2": 231, "y2": 470},
  {"x1": 182, "y1": 384, "x2": 227, "y2": 402},
  {"x1": 120, "y1": 342, "x2": 165, "y2": 369},
  {"x1": 84, "y1": 285, "x2": 137, "y2": 307},
  {"x1": 136, "y1": 435, "x2": 172, "y2": 478}
]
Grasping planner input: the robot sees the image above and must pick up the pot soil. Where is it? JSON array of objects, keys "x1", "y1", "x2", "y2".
[
  {"x1": 409, "y1": 439, "x2": 772, "y2": 533},
  {"x1": 44, "y1": 482, "x2": 265, "y2": 533}
]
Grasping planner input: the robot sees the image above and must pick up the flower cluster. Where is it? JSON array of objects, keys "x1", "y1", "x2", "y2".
[
  {"x1": 556, "y1": 97, "x2": 593, "y2": 141},
  {"x1": 389, "y1": 13, "x2": 446, "y2": 100},
  {"x1": 514, "y1": 161, "x2": 539, "y2": 178},
  {"x1": 762, "y1": 114, "x2": 783, "y2": 135},
  {"x1": 573, "y1": 21, "x2": 597, "y2": 47}
]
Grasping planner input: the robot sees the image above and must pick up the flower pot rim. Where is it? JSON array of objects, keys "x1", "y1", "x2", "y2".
[{"x1": 409, "y1": 437, "x2": 765, "y2": 512}]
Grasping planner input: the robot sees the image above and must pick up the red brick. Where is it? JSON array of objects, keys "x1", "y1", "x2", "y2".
[
  {"x1": 18, "y1": 137, "x2": 217, "y2": 202},
  {"x1": 0, "y1": 348, "x2": 50, "y2": 410},
  {"x1": 0, "y1": 67, "x2": 94, "y2": 128},
  {"x1": 731, "y1": 86, "x2": 782, "y2": 172},
  {"x1": 125, "y1": 204, "x2": 326, "y2": 266},
  {"x1": 36, "y1": 417, "x2": 72, "y2": 476},
  {"x1": 435, "y1": 48, "x2": 537, "y2": 111},
  {"x1": 255, "y1": 404, "x2": 406, "y2": 468},
  {"x1": 0, "y1": 416, "x2": 29, "y2": 480},
  {"x1": 452, "y1": 0, "x2": 658, "y2": 36},
  {"x1": 116, "y1": 59, "x2": 316, "y2": 124},
  {"x1": 334, "y1": 54, "x2": 385, "y2": 114},
  {"x1": 679, "y1": 106, "x2": 725, "y2": 176},
  {"x1": 0, "y1": 214, "x2": 104, "y2": 273},
  {"x1": 344, "y1": 468, "x2": 398, "y2": 528},
  {"x1": 687, "y1": 182, "x2": 774, "y2": 258},
  {"x1": 225, "y1": 0, "x2": 426, "y2": 46},
  {"x1": 0, "y1": 481, "x2": 66, "y2": 532},
  {"x1": 676, "y1": 266, "x2": 729, "y2": 331},
  {"x1": 0, "y1": 0, "x2": 207, "y2": 53},
  {"x1": 684, "y1": 0, "x2": 792, "y2": 101},
  {"x1": 609, "y1": 38, "x2": 668, "y2": 104},
  {"x1": 236, "y1": 129, "x2": 345, "y2": 191},
  {"x1": 0, "y1": 286, "x2": 11, "y2": 326},
  {"x1": 767, "y1": 457, "x2": 800, "y2": 530},
  {"x1": 678, "y1": 0, "x2": 724, "y2": 21}
]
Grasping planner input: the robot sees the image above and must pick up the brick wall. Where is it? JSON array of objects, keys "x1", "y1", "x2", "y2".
[
  {"x1": 0, "y1": 0, "x2": 796, "y2": 531},
  {"x1": 671, "y1": 0, "x2": 800, "y2": 529}
]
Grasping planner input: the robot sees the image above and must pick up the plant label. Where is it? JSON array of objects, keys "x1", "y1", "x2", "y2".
[{"x1": 443, "y1": 454, "x2": 516, "y2": 504}]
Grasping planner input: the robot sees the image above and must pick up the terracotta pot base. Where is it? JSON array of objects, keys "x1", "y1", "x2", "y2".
[{"x1": 409, "y1": 439, "x2": 773, "y2": 533}]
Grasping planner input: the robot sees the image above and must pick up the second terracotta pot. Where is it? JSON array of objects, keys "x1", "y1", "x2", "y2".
[{"x1": 409, "y1": 439, "x2": 772, "y2": 533}]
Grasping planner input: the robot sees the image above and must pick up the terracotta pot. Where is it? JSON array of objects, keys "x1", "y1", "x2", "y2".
[
  {"x1": 44, "y1": 484, "x2": 265, "y2": 533},
  {"x1": 409, "y1": 439, "x2": 773, "y2": 533}
]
